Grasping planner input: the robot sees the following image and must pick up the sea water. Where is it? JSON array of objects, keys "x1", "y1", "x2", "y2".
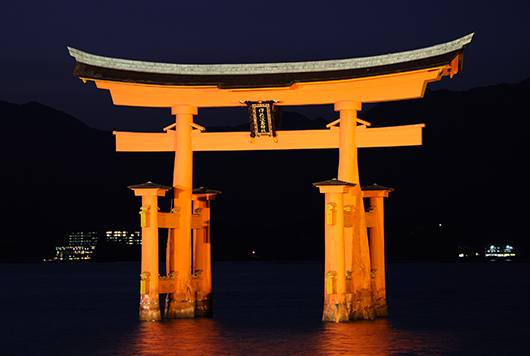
[{"x1": 1, "y1": 261, "x2": 528, "y2": 355}]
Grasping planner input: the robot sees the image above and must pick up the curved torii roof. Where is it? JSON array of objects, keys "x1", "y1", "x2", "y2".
[{"x1": 67, "y1": 33, "x2": 473, "y2": 108}]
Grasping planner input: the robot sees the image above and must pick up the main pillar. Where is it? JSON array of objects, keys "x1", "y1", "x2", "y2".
[
  {"x1": 313, "y1": 179, "x2": 353, "y2": 323},
  {"x1": 192, "y1": 187, "x2": 221, "y2": 317},
  {"x1": 166, "y1": 105, "x2": 197, "y2": 319},
  {"x1": 128, "y1": 182, "x2": 172, "y2": 321},
  {"x1": 335, "y1": 101, "x2": 375, "y2": 320}
]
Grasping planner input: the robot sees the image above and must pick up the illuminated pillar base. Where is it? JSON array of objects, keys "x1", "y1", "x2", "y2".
[
  {"x1": 323, "y1": 294, "x2": 349, "y2": 323},
  {"x1": 165, "y1": 295, "x2": 196, "y2": 319},
  {"x1": 349, "y1": 289, "x2": 376, "y2": 320},
  {"x1": 195, "y1": 292, "x2": 213, "y2": 318},
  {"x1": 374, "y1": 299, "x2": 388, "y2": 317},
  {"x1": 370, "y1": 279, "x2": 389, "y2": 317},
  {"x1": 139, "y1": 295, "x2": 161, "y2": 321}
]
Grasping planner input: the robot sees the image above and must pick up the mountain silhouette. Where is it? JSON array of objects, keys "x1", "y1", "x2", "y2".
[{"x1": 1, "y1": 79, "x2": 528, "y2": 261}]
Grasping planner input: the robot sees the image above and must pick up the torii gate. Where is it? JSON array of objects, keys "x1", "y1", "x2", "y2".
[{"x1": 68, "y1": 33, "x2": 473, "y2": 322}]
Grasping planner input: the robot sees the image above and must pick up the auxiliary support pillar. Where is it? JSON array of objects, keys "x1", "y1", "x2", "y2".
[{"x1": 128, "y1": 182, "x2": 172, "y2": 321}]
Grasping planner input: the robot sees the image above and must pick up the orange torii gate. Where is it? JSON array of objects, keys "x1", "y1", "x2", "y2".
[{"x1": 68, "y1": 33, "x2": 473, "y2": 322}]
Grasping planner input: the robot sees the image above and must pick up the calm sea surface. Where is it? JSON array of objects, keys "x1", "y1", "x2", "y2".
[{"x1": 1, "y1": 261, "x2": 528, "y2": 355}]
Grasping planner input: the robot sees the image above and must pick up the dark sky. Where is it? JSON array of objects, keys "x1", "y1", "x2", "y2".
[{"x1": 1, "y1": 0, "x2": 529, "y2": 131}]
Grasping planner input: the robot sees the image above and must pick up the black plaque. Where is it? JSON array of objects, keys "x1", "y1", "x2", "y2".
[{"x1": 245, "y1": 101, "x2": 279, "y2": 139}]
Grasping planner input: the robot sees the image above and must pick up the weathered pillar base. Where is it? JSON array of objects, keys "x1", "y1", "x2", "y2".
[
  {"x1": 346, "y1": 293, "x2": 354, "y2": 316},
  {"x1": 195, "y1": 293, "x2": 213, "y2": 318},
  {"x1": 323, "y1": 295, "x2": 349, "y2": 323},
  {"x1": 165, "y1": 295, "x2": 196, "y2": 319},
  {"x1": 139, "y1": 295, "x2": 161, "y2": 321},
  {"x1": 374, "y1": 299, "x2": 388, "y2": 317},
  {"x1": 349, "y1": 289, "x2": 376, "y2": 320}
]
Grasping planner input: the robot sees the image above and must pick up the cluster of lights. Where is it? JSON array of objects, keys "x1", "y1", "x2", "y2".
[
  {"x1": 53, "y1": 245, "x2": 96, "y2": 261},
  {"x1": 459, "y1": 252, "x2": 480, "y2": 258},
  {"x1": 485, "y1": 245, "x2": 515, "y2": 258},
  {"x1": 106, "y1": 231, "x2": 142, "y2": 245},
  {"x1": 49, "y1": 230, "x2": 142, "y2": 262},
  {"x1": 68, "y1": 231, "x2": 99, "y2": 246},
  {"x1": 458, "y1": 245, "x2": 516, "y2": 258}
]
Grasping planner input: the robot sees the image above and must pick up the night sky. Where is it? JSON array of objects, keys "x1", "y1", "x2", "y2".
[{"x1": 1, "y1": 1, "x2": 529, "y2": 131}]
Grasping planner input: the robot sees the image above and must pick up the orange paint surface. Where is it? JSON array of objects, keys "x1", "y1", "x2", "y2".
[
  {"x1": 166, "y1": 108, "x2": 196, "y2": 319},
  {"x1": 129, "y1": 186, "x2": 170, "y2": 321},
  {"x1": 316, "y1": 185, "x2": 351, "y2": 323},
  {"x1": 94, "y1": 68, "x2": 443, "y2": 108},
  {"x1": 91, "y1": 42, "x2": 467, "y2": 322},
  {"x1": 113, "y1": 124, "x2": 425, "y2": 152}
]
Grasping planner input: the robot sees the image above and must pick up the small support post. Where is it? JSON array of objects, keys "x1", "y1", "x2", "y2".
[
  {"x1": 192, "y1": 187, "x2": 221, "y2": 318},
  {"x1": 166, "y1": 105, "x2": 198, "y2": 319},
  {"x1": 313, "y1": 179, "x2": 354, "y2": 323},
  {"x1": 362, "y1": 184, "x2": 394, "y2": 317},
  {"x1": 128, "y1": 182, "x2": 172, "y2": 321},
  {"x1": 335, "y1": 100, "x2": 375, "y2": 320}
]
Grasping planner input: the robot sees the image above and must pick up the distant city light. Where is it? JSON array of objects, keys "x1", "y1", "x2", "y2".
[
  {"x1": 49, "y1": 230, "x2": 142, "y2": 262},
  {"x1": 458, "y1": 245, "x2": 516, "y2": 259},
  {"x1": 485, "y1": 244, "x2": 515, "y2": 258}
]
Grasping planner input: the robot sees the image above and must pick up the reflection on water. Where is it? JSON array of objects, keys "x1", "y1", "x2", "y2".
[
  {"x1": 1, "y1": 261, "x2": 529, "y2": 355},
  {"x1": 319, "y1": 320, "x2": 420, "y2": 355},
  {"x1": 320, "y1": 320, "x2": 467, "y2": 355},
  {"x1": 112, "y1": 317, "x2": 457, "y2": 355}
]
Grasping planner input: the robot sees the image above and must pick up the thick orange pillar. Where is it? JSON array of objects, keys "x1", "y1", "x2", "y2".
[
  {"x1": 314, "y1": 179, "x2": 353, "y2": 322},
  {"x1": 166, "y1": 105, "x2": 197, "y2": 319},
  {"x1": 128, "y1": 182, "x2": 171, "y2": 321},
  {"x1": 192, "y1": 188, "x2": 221, "y2": 318},
  {"x1": 335, "y1": 101, "x2": 375, "y2": 320},
  {"x1": 363, "y1": 184, "x2": 393, "y2": 317}
]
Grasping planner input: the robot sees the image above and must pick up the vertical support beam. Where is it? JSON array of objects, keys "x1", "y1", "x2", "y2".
[
  {"x1": 139, "y1": 194, "x2": 161, "y2": 321},
  {"x1": 363, "y1": 185, "x2": 393, "y2": 317},
  {"x1": 369, "y1": 196, "x2": 387, "y2": 316},
  {"x1": 335, "y1": 101, "x2": 375, "y2": 320},
  {"x1": 314, "y1": 180, "x2": 353, "y2": 323},
  {"x1": 323, "y1": 192, "x2": 348, "y2": 322},
  {"x1": 191, "y1": 188, "x2": 220, "y2": 318},
  {"x1": 166, "y1": 105, "x2": 197, "y2": 319},
  {"x1": 128, "y1": 182, "x2": 171, "y2": 322},
  {"x1": 192, "y1": 199, "x2": 212, "y2": 317}
]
